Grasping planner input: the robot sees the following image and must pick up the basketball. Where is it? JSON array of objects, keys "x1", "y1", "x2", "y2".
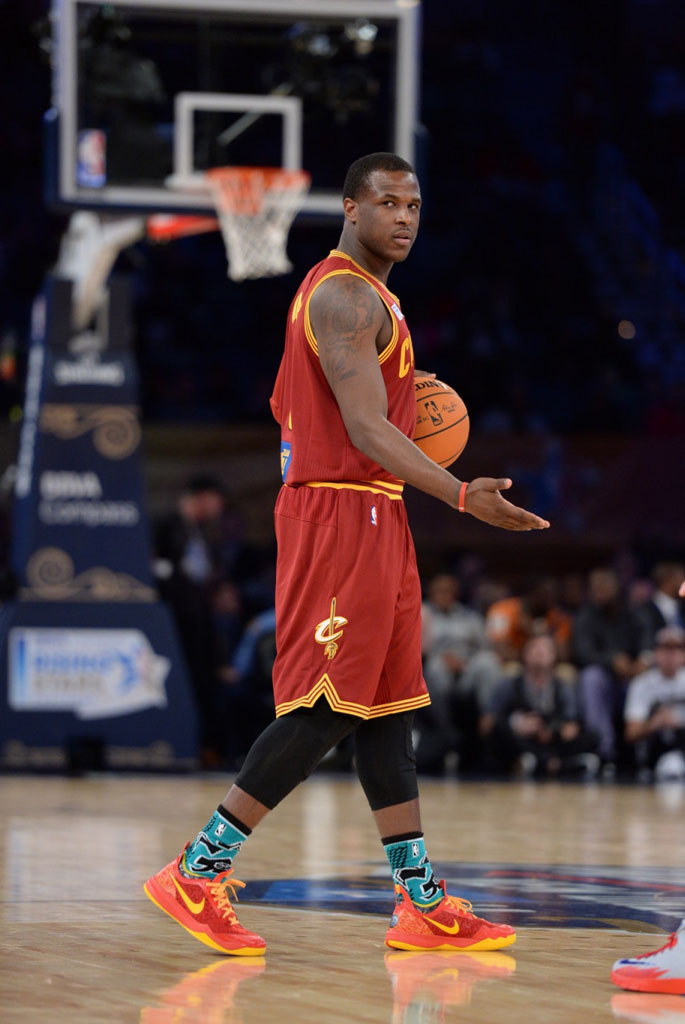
[{"x1": 413, "y1": 378, "x2": 470, "y2": 468}]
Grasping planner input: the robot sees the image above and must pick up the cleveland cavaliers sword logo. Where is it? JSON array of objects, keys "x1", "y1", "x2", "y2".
[{"x1": 314, "y1": 597, "x2": 348, "y2": 660}]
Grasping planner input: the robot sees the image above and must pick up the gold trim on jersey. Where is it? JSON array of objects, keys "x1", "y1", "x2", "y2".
[
  {"x1": 328, "y1": 250, "x2": 401, "y2": 306},
  {"x1": 303, "y1": 480, "x2": 404, "y2": 499},
  {"x1": 275, "y1": 672, "x2": 431, "y2": 719},
  {"x1": 303, "y1": 268, "x2": 400, "y2": 365}
]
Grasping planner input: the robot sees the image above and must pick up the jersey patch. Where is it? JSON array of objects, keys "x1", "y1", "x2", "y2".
[
  {"x1": 391, "y1": 302, "x2": 405, "y2": 321},
  {"x1": 280, "y1": 442, "x2": 292, "y2": 482}
]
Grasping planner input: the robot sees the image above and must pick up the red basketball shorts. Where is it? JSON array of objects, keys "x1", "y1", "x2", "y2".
[{"x1": 272, "y1": 482, "x2": 430, "y2": 719}]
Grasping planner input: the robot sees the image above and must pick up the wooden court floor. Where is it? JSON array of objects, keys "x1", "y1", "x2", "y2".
[{"x1": 3, "y1": 773, "x2": 685, "y2": 1024}]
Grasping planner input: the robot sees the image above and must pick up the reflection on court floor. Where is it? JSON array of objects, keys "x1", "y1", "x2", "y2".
[
  {"x1": 611, "y1": 992, "x2": 685, "y2": 1023},
  {"x1": 139, "y1": 950, "x2": 518, "y2": 1024}
]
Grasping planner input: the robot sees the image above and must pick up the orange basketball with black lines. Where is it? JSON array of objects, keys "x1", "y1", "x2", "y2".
[{"x1": 413, "y1": 378, "x2": 469, "y2": 468}]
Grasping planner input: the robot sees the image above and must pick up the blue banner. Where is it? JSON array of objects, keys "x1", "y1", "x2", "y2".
[
  {"x1": 1, "y1": 275, "x2": 197, "y2": 768},
  {"x1": 0, "y1": 601, "x2": 197, "y2": 768},
  {"x1": 12, "y1": 278, "x2": 154, "y2": 593}
]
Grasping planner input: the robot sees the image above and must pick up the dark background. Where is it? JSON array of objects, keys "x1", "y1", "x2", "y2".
[{"x1": 1, "y1": 0, "x2": 685, "y2": 577}]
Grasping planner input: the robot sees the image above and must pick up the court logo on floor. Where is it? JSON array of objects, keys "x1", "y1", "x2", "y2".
[{"x1": 246, "y1": 863, "x2": 685, "y2": 931}]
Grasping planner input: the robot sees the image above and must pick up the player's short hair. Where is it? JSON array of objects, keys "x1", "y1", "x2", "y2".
[{"x1": 343, "y1": 152, "x2": 415, "y2": 200}]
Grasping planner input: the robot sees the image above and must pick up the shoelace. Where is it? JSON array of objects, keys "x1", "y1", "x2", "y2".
[
  {"x1": 206, "y1": 870, "x2": 246, "y2": 921},
  {"x1": 634, "y1": 931, "x2": 677, "y2": 959},
  {"x1": 442, "y1": 895, "x2": 474, "y2": 917}
]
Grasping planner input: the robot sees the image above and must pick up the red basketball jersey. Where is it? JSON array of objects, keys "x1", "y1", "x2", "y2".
[{"x1": 270, "y1": 250, "x2": 416, "y2": 486}]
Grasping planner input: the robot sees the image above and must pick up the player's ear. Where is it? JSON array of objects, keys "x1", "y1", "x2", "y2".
[{"x1": 343, "y1": 197, "x2": 358, "y2": 223}]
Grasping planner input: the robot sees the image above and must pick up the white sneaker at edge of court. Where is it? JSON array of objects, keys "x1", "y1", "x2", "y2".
[{"x1": 611, "y1": 920, "x2": 685, "y2": 995}]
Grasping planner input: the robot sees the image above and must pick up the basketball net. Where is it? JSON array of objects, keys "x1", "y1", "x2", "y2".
[{"x1": 204, "y1": 166, "x2": 311, "y2": 282}]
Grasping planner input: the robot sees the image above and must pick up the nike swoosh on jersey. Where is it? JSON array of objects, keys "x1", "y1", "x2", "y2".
[{"x1": 172, "y1": 875, "x2": 205, "y2": 915}]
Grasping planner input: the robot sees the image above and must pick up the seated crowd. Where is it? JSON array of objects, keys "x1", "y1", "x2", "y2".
[
  {"x1": 417, "y1": 563, "x2": 685, "y2": 781},
  {"x1": 152, "y1": 474, "x2": 685, "y2": 782}
]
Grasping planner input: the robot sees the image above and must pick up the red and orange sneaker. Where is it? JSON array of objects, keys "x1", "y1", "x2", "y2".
[
  {"x1": 385, "y1": 881, "x2": 516, "y2": 952},
  {"x1": 143, "y1": 848, "x2": 266, "y2": 956}
]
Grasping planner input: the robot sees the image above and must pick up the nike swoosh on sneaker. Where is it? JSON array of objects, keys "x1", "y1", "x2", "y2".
[
  {"x1": 427, "y1": 917, "x2": 461, "y2": 935},
  {"x1": 172, "y1": 875, "x2": 205, "y2": 915}
]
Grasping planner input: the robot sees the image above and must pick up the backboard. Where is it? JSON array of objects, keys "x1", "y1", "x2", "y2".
[{"x1": 47, "y1": 0, "x2": 421, "y2": 218}]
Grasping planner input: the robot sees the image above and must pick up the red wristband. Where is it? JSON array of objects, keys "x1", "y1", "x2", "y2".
[{"x1": 458, "y1": 481, "x2": 469, "y2": 513}]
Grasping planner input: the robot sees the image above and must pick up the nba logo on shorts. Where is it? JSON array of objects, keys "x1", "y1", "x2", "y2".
[{"x1": 371, "y1": 505, "x2": 378, "y2": 526}]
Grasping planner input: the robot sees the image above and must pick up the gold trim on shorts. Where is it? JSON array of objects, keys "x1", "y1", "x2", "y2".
[{"x1": 275, "y1": 673, "x2": 431, "y2": 719}]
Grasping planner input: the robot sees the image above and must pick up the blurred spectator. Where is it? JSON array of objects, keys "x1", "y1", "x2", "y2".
[
  {"x1": 485, "y1": 575, "x2": 573, "y2": 663},
  {"x1": 560, "y1": 573, "x2": 586, "y2": 616},
  {"x1": 416, "y1": 573, "x2": 498, "y2": 773},
  {"x1": 470, "y1": 576, "x2": 511, "y2": 617},
  {"x1": 623, "y1": 625, "x2": 685, "y2": 781},
  {"x1": 154, "y1": 474, "x2": 228, "y2": 590},
  {"x1": 153, "y1": 473, "x2": 230, "y2": 768},
  {"x1": 479, "y1": 635, "x2": 599, "y2": 778},
  {"x1": 628, "y1": 576, "x2": 654, "y2": 610},
  {"x1": 636, "y1": 561, "x2": 685, "y2": 646},
  {"x1": 213, "y1": 580, "x2": 244, "y2": 684},
  {"x1": 612, "y1": 549, "x2": 641, "y2": 597},
  {"x1": 219, "y1": 607, "x2": 277, "y2": 767},
  {"x1": 573, "y1": 568, "x2": 652, "y2": 768},
  {"x1": 228, "y1": 607, "x2": 276, "y2": 685}
]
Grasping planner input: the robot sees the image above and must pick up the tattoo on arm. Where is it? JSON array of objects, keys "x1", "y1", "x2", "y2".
[{"x1": 314, "y1": 277, "x2": 382, "y2": 385}]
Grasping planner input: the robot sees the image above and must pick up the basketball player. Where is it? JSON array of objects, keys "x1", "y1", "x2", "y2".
[
  {"x1": 144, "y1": 152, "x2": 549, "y2": 956},
  {"x1": 611, "y1": 577, "x2": 685, "y2": 993}
]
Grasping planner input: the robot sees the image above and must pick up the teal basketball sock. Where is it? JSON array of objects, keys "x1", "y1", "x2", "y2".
[
  {"x1": 382, "y1": 831, "x2": 443, "y2": 909},
  {"x1": 180, "y1": 805, "x2": 251, "y2": 879}
]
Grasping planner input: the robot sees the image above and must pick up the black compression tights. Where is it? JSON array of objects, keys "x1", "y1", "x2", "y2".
[{"x1": 234, "y1": 699, "x2": 419, "y2": 811}]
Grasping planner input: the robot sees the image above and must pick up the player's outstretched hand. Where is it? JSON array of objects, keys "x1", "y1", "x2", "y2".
[
  {"x1": 680, "y1": 579, "x2": 685, "y2": 598},
  {"x1": 463, "y1": 478, "x2": 550, "y2": 532}
]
